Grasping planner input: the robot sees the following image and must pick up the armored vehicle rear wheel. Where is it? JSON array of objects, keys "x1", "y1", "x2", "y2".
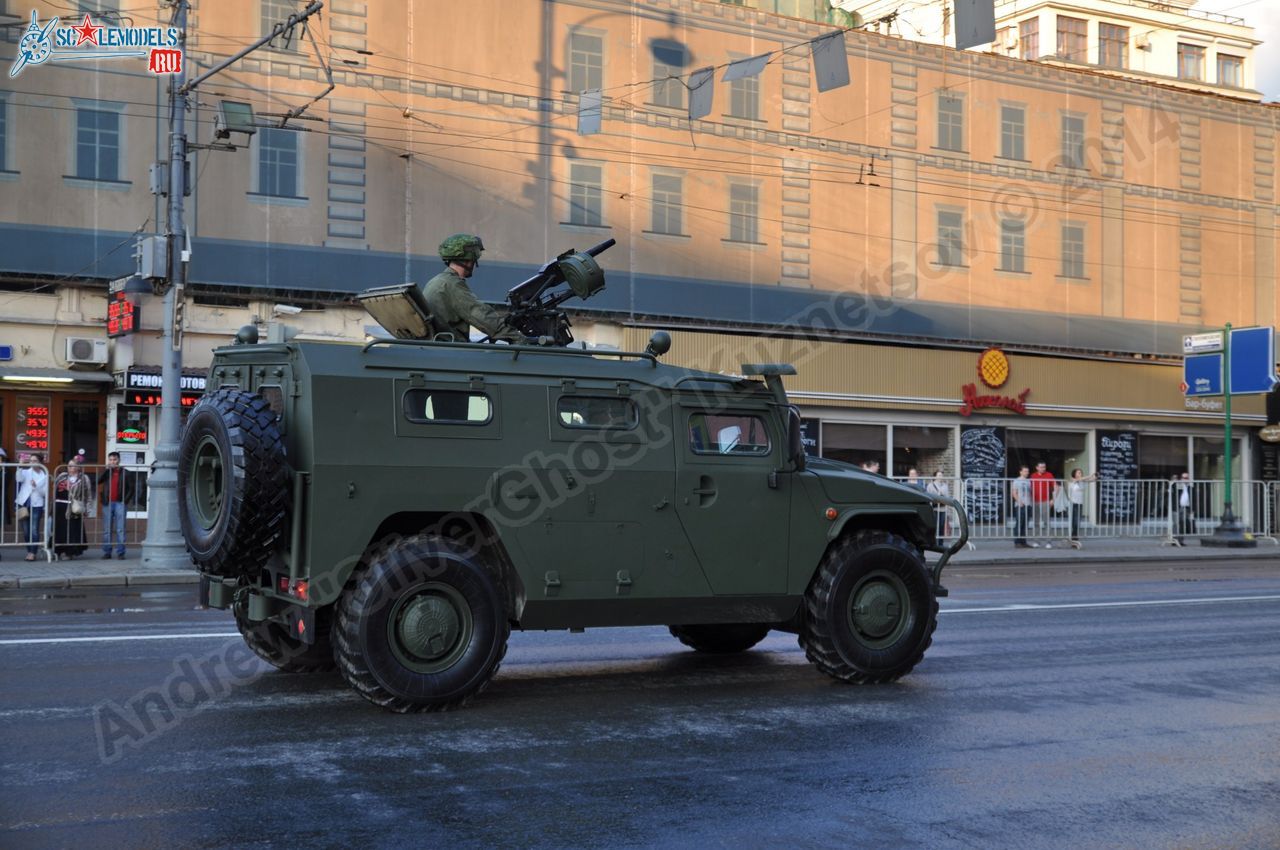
[
  {"x1": 799, "y1": 530, "x2": 937, "y2": 684},
  {"x1": 334, "y1": 536, "x2": 509, "y2": 713},
  {"x1": 178, "y1": 389, "x2": 289, "y2": 577},
  {"x1": 235, "y1": 603, "x2": 337, "y2": 673},
  {"x1": 669, "y1": 623, "x2": 771, "y2": 654}
]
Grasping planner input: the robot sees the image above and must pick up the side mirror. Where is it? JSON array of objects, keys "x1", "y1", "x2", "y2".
[{"x1": 787, "y1": 407, "x2": 806, "y2": 471}]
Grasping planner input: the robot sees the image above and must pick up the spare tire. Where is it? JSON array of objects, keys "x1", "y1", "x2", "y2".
[{"x1": 179, "y1": 388, "x2": 290, "y2": 576}]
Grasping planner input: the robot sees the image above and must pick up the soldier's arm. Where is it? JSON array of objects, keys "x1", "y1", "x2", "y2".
[{"x1": 451, "y1": 282, "x2": 519, "y2": 341}]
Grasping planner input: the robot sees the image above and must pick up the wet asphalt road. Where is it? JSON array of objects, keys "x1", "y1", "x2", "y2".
[{"x1": 1, "y1": 560, "x2": 1278, "y2": 850}]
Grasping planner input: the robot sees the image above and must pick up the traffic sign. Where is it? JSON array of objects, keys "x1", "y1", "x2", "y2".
[
  {"x1": 1184, "y1": 353, "x2": 1223, "y2": 396},
  {"x1": 1183, "y1": 332, "x2": 1224, "y2": 354},
  {"x1": 1228, "y1": 326, "x2": 1278, "y2": 395}
]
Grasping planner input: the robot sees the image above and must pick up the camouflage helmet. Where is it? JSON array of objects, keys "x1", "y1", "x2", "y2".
[{"x1": 439, "y1": 233, "x2": 485, "y2": 264}]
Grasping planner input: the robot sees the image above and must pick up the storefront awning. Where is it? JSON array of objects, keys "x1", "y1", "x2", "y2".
[{"x1": 0, "y1": 366, "x2": 114, "y2": 386}]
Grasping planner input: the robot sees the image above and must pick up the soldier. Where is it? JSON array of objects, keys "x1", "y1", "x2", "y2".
[{"x1": 421, "y1": 234, "x2": 520, "y2": 343}]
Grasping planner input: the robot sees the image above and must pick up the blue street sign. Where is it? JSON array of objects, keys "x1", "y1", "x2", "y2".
[
  {"x1": 0, "y1": 345, "x2": 12, "y2": 361},
  {"x1": 1184, "y1": 352, "x2": 1223, "y2": 396},
  {"x1": 1228, "y1": 326, "x2": 1278, "y2": 395}
]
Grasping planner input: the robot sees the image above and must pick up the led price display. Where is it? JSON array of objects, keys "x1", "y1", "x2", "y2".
[
  {"x1": 126, "y1": 391, "x2": 201, "y2": 408},
  {"x1": 16, "y1": 398, "x2": 52, "y2": 454},
  {"x1": 107, "y1": 292, "x2": 140, "y2": 338}
]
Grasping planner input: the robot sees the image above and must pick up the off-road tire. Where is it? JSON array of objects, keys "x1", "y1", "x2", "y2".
[
  {"x1": 669, "y1": 623, "x2": 771, "y2": 654},
  {"x1": 334, "y1": 536, "x2": 509, "y2": 713},
  {"x1": 178, "y1": 389, "x2": 289, "y2": 577},
  {"x1": 799, "y1": 530, "x2": 937, "y2": 684},
  {"x1": 235, "y1": 604, "x2": 337, "y2": 673}
]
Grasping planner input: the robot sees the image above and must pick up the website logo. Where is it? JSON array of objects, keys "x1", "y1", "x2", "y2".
[{"x1": 9, "y1": 10, "x2": 182, "y2": 78}]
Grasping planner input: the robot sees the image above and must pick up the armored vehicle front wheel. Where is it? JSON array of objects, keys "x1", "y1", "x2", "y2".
[
  {"x1": 235, "y1": 603, "x2": 337, "y2": 673},
  {"x1": 178, "y1": 389, "x2": 290, "y2": 577},
  {"x1": 669, "y1": 623, "x2": 771, "y2": 654},
  {"x1": 799, "y1": 530, "x2": 937, "y2": 684},
  {"x1": 335, "y1": 536, "x2": 509, "y2": 713}
]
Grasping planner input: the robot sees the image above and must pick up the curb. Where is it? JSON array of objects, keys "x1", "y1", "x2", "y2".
[
  {"x1": 942, "y1": 548, "x2": 1279, "y2": 569},
  {"x1": 4, "y1": 572, "x2": 201, "y2": 589}
]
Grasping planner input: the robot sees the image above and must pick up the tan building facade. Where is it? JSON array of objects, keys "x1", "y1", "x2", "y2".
[{"x1": 0, "y1": 0, "x2": 1275, "y2": 478}]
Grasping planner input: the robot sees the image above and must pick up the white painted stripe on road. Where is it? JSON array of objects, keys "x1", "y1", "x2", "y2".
[
  {"x1": 941, "y1": 594, "x2": 1280, "y2": 614},
  {"x1": 0, "y1": 631, "x2": 238, "y2": 646}
]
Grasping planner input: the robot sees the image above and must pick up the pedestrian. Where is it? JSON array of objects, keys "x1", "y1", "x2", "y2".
[
  {"x1": 15, "y1": 452, "x2": 47, "y2": 561},
  {"x1": 860, "y1": 459, "x2": 881, "y2": 475},
  {"x1": 1011, "y1": 465, "x2": 1034, "y2": 548},
  {"x1": 53, "y1": 459, "x2": 91, "y2": 560},
  {"x1": 905, "y1": 467, "x2": 925, "y2": 490},
  {"x1": 1175, "y1": 471, "x2": 1194, "y2": 545},
  {"x1": 420, "y1": 234, "x2": 520, "y2": 344},
  {"x1": 1029, "y1": 461, "x2": 1058, "y2": 548},
  {"x1": 1067, "y1": 468, "x2": 1098, "y2": 548},
  {"x1": 927, "y1": 471, "x2": 952, "y2": 538},
  {"x1": 98, "y1": 451, "x2": 134, "y2": 559}
]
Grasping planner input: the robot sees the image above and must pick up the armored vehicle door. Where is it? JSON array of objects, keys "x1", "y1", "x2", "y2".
[{"x1": 674, "y1": 401, "x2": 791, "y2": 595}]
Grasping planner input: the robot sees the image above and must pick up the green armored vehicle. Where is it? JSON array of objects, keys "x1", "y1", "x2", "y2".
[{"x1": 179, "y1": 242, "x2": 968, "y2": 712}]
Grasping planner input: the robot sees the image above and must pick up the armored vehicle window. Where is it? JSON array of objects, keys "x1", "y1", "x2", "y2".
[
  {"x1": 689, "y1": 413, "x2": 770, "y2": 456},
  {"x1": 557, "y1": 396, "x2": 637, "y2": 430},
  {"x1": 404, "y1": 389, "x2": 492, "y2": 424}
]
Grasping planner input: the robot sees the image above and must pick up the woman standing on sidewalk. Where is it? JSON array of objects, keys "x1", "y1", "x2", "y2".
[
  {"x1": 1067, "y1": 468, "x2": 1098, "y2": 549},
  {"x1": 14, "y1": 453, "x2": 47, "y2": 562},
  {"x1": 53, "y1": 459, "x2": 91, "y2": 560}
]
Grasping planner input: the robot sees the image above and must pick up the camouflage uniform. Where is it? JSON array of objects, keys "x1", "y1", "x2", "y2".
[{"x1": 420, "y1": 269, "x2": 516, "y2": 342}]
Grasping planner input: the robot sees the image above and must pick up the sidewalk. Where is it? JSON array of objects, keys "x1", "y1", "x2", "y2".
[{"x1": 1, "y1": 536, "x2": 1275, "y2": 589}]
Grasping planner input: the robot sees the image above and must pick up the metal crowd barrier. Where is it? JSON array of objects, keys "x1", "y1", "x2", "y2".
[
  {"x1": 1, "y1": 461, "x2": 54, "y2": 562},
  {"x1": 897, "y1": 476, "x2": 1278, "y2": 548},
  {"x1": 47, "y1": 463, "x2": 151, "y2": 559}
]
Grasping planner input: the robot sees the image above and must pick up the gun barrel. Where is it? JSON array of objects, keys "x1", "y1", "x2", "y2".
[{"x1": 585, "y1": 238, "x2": 616, "y2": 258}]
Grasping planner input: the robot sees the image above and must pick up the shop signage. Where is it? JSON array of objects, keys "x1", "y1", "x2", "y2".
[
  {"x1": 123, "y1": 368, "x2": 206, "y2": 408},
  {"x1": 961, "y1": 349, "x2": 1029, "y2": 416},
  {"x1": 1260, "y1": 424, "x2": 1280, "y2": 443},
  {"x1": 0, "y1": 345, "x2": 12, "y2": 360},
  {"x1": 1183, "y1": 332, "x2": 1223, "y2": 354},
  {"x1": 1185, "y1": 397, "x2": 1224, "y2": 412},
  {"x1": 117, "y1": 427, "x2": 148, "y2": 444}
]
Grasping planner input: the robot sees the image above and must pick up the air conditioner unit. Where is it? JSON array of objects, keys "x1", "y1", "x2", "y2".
[
  {"x1": 1134, "y1": 33, "x2": 1152, "y2": 51},
  {"x1": 999, "y1": 28, "x2": 1019, "y2": 51},
  {"x1": 66, "y1": 337, "x2": 108, "y2": 365}
]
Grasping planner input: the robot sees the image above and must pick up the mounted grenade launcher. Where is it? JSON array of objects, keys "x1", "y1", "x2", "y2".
[{"x1": 495, "y1": 238, "x2": 615, "y2": 347}]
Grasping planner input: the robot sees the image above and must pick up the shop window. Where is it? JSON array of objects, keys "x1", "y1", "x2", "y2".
[
  {"x1": 1138, "y1": 435, "x2": 1187, "y2": 481},
  {"x1": 61, "y1": 400, "x2": 101, "y2": 465},
  {"x1": 822, "y1": 422, "x2": 886, "y2": 470},
  {"x1": 1193, "y1": 436, "x2": 1242, "y2": 483},
  {"x1": 1005, "y1": 429, "x2": 1087, "y2": 479},
  {"x1": 892, "y1": 426, "x2": 954, "y2": 478}
]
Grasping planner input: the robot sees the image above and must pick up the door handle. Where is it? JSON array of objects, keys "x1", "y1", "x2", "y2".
[{"x1": 691, "y1": 475, "x2": 717, "y2": 506}]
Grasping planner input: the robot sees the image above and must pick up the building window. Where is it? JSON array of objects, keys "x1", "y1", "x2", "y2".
[
  {"x1": 0, "y1": 96, "x2": 8, "y2": 172},
  {"x1": 1098, "y1": 23, "x2": 1128, "y2": 69},
  {"x1": 1019, "y1": 18, "x2": 1039, "y2": 61},
  {"x1": 1061, "y1": 114, "x2": 1086, "y2": 169},
  {"x1": 568, "y1": 162, "x2": 603, "y2": 226},
  {"x1": 569, "y1": 30, "x2": 603, "y2": 93},
  {"x1": 728, "y1": 182, "x2": 760, "y2": 243},
  {"x1": 261, "y1": 0, "x2": 301, "y2": 50},
  {"x1": 728, "y1": 70, "x2": 760, "y2": 121},
  {"x1": 937, "y1": 92, "x2": 964, "y2": 152},
  {"x1": 652, "y1": 43, "x2": 687, "y2": 109},
  {"x1": 1056, "y1": 16, "x2": 1087, "y2": 62},
  {"x1": 1178, "y1": 43, "x2": 1205, "y2": 80},
  {"x1": 1218, "y1": 54, "x2": 1243, "y2": 87},
  {"x1": 1000, "y1": 105, "x2": 1025, "y2": 160},
  {"x1": 1061, "y1": 223, "x2": 1085, "y2": 278},
  {"x1": 937, "y1": 210, "x2": 964, "y2": 267},
  {"x1": 257, "y1": 128, "x2": 299, "y2": 197},
  {"x1": 1000, "y1": 219, "x2": 1026, "y2": 273},
  {"x1": 76, "y1": 107, "x2": 120, "y2": 181},
  {"x1": 651, "y1": 172, "x2": 684, "y2": 235}
]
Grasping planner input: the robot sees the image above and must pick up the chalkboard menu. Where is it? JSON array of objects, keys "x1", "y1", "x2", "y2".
[
  {"x1": 1096, "y1": 430, "x2": 1139, "y2": 523},
  {"x1": 961, "y1": 426, "x2": 1006, "y2": 523}
]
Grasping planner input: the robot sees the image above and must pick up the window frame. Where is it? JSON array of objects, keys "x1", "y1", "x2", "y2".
[
  {"x1": 0, "y1": 94, "x2": 11, "y2": 174},
  {"x1": 651, "y1": 43, "x2": 688, "y2": 109},
  {"x1": 568, "y1": 28, "x2": 604, "y2": 93},
  {"x1": 1060, "y1": 112, "x2": 1087, "y2": 171},
  {"x1": 402, "y1": 388, "x2": 494, "y2": 426},
  {"x1": 1060, "y1": 221, "x2": 1086, "y2": 279},
  {"x1": 727, "y1": 66, "x2": 761, "y2": 122},
  {"x1": 69, "y1": 99, "x2": 126, "y2": 184},
  {"x1": 253, "y1": 126, "x2": 303, "y2": 199},
  {"x1": 687, "y1": 411, "x2": 773, "y2": 458},
  {"x1": 1178, "y1": 43, "x2": 1206, "y2": 81},
  {"x1": 936, "y1": 92, "x2": 965, "y2": 153},
  {"x1": 566, "y1": 160, "x2": 605, "y2": 228},
  {"x1": 999, "y1": 218, "x2": 1027, "y2": 274},
  {"x1": 649, "y1": 170, "x2": 685, "y2": 236},
  {"x1": 1098, "y1": 23, "x2": 1128, "y2": 69},
  {"x1": 999, "y1": 103, "x2": 1026, "y2": 161},
  {"x1": 936, "y1": 208, "x2": 965, "y2": 268},
  {"x1": 1217, "y1": 53, "x2": 1243, "y2": 88},
  {"x1": 261, "y1": 0, "x2": 303, "y2": 52},
  {"x1": 556, "y1": 395, "x2": 639, "y2": 432},
  {"x1": 1019, "y1": 18, "x2": 1039, "y2": 61},
  {"x1": 1056, "y1": 15, "x2": 1087, "y2": 62},
  {"x1": 726, "y1": 180, "x2": 761, "y2": 245}
]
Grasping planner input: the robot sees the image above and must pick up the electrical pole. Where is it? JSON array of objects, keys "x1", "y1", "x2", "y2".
[
  {"x1": 141, "y1": 0, "x2": 326, "y2": 567},
  {"x1": 140, "y1": 0, "x2": 191, "y2": 567}
]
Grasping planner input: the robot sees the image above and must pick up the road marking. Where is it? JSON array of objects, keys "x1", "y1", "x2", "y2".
[
  {"x1": 0, "y1": 631, "x2": 238, "y2": 646},
  {"x1": 2, "y1": 594, "x2": 1280, "y2": 644},
  {"x1": 941, "y1": 594, "x2": 1280, "y2": 614}
]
